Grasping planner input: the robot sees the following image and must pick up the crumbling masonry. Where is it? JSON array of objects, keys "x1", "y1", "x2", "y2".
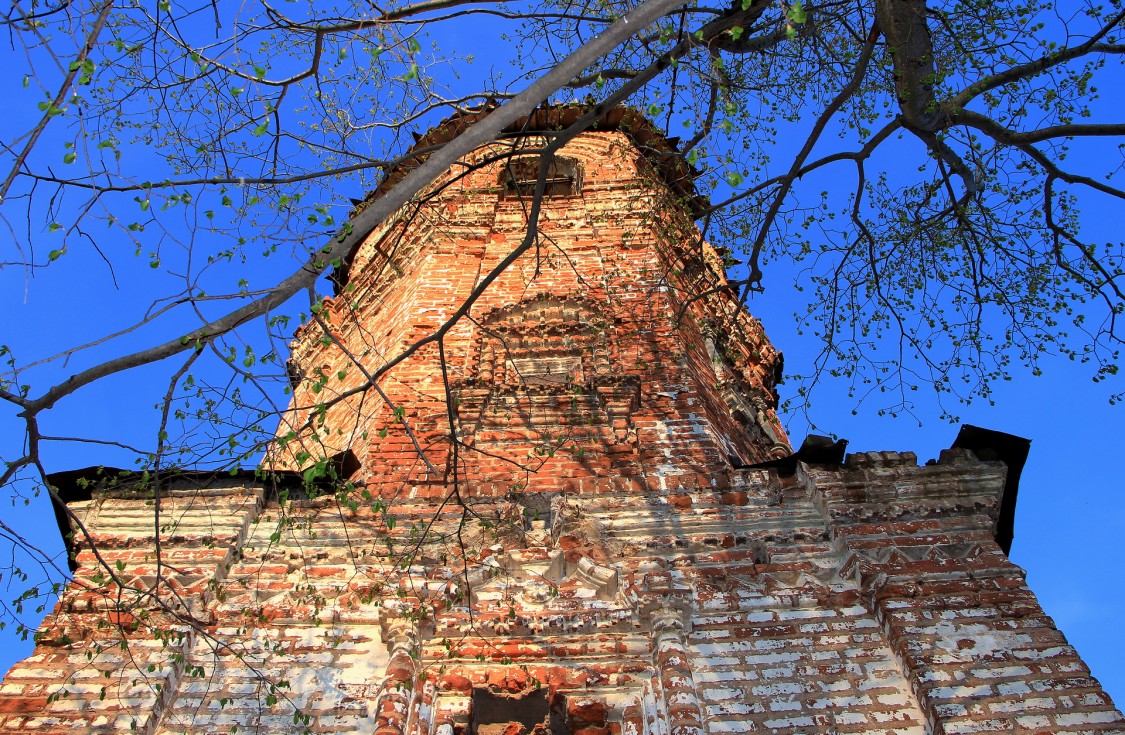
[{"x1": 3, "y1": 108, "x2": 1123, "y2": 735}]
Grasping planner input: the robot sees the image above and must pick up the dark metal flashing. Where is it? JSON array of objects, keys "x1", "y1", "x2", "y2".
[
  {"x1": 741, "y1": 434, "x2": 849, "y2": 475},
  {"x1": 951, "y1": 424, "x2": 1031, "y2": 556}
]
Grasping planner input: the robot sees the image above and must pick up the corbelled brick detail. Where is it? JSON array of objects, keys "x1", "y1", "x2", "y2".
[
  {"x1": 0, "y1": 484, "x2": 263, "y2": 733},
  {"x1": 3, "y1": 114, "x2": 1121, "y2": 735},
  {"x1": 808, "y1": 451, "x2": 1124, "y2": 733}
]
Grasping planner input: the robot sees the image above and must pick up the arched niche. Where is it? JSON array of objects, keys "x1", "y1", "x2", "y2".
[{"x1": 475, "y1": 297, "x2": 610, "y2": 390}]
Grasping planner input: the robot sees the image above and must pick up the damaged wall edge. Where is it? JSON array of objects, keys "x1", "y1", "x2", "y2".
[
  {"x1": 42, "y1": 429, "x2": 1029, "y2": 573},
  {"x1": 951, "y1": 424, "x2": 1031, "y2": 556},
  {"x1": 747, "y1": 424, "x2": 1030, "y2": 556},
  {"x1": 43, "y1": 465, "x2": 313, "y2": 572}
]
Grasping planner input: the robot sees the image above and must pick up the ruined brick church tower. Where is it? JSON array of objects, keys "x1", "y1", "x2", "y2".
[{"x1": 3, "y1": 108, "x2": 1123, "y2": 735}]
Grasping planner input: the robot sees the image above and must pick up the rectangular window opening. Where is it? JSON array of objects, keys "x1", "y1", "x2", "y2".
[
  {"x1": 501, "y1": 156, "x2": 581, "y2": 198},
  {"x1": 470, "y1": 687, "x2": 560, "y2": 735}
]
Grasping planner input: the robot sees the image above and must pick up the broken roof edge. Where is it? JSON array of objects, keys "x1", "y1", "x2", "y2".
[
  {"x1": 951, "y1": 424, "x2": 1031, "y2": 557},
  {"x1": 43, "y1": 466, "x2": 306, "y2": 572},
  {"x1": 332, "y1": 103, "x2": 707, "y2": 291},
  {"x1": 744, "y1": 424, "x2": 1030, "y2": 557}
]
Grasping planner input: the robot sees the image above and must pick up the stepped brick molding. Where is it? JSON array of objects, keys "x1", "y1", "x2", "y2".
[{"x1": 3, "y1": 110, "x2": 1122, "y2": 735}]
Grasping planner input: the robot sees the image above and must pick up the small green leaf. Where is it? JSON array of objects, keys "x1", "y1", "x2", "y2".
[
  {"x1": 728, "y1": 25, "x2": 744, "y2": 40},
  {"x1": 302, "y1": 462, "x2": 325, "y2": 484},
  {"x1": 77, "y1": 58, "x2": 96, "y2": 84},
  {"x1": 48, "y1": 248, "x2": 66, "y2": 261},
  {"x1": 724, "y1": 171, "x2": 744, "y2": 186},
  {"x1": 38, "y1": 101, "x2": 64, "y2": 117},
  {"x1": 788, "y1": 0, "x2": 807, "y2": 24}
]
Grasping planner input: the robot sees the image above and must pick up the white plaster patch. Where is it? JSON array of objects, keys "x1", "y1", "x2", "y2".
[{"x1": 931, "y1": 620, "x2": 1030, "y2": 662}]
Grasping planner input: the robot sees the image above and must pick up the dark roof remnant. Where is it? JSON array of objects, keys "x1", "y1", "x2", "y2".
[
  {"x1": 44, "y1": 466, "x2": 312, "y2": 572},
  {"x1": 742, "y1": 434, "x2": 848, "y2": 474},
  {"x1": 951, "y1": 424, "x2": 1031, "y2": 556}
]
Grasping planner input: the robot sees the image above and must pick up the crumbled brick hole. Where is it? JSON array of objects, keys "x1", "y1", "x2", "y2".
[
  {"x1": 501, "y1": 156, "x2": 581, "y2": 197},
  {"x1": 470, "y1": 687, "x2": 561, "y2": 735}
]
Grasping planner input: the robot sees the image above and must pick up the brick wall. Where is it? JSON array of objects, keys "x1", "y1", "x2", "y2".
[{"x1": 810, "y1": 450, "x2": 1125, "y2": 734}]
